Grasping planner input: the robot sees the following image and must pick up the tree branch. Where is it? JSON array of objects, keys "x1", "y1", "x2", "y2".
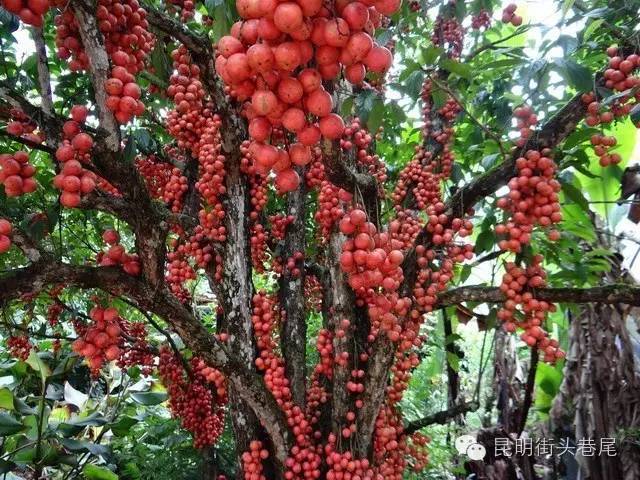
[
  {"x1": 32, "y1": 27, "x2": 53, "y2": 119},
  {"x1": 517, "y1": 347, "x2": 538, "y2": 435},
  {"x1": 70, "y1": 0, "x2": 120, "y2": 151},
  {"x1": 404, "y1": 400, "x2": 480, "y2": 434},
  {"x1": 0, "y1": 130, "x2": 54, "y2": 154},
  {"x1": 0, "y1": 258, "x2": 294, "y2": 465},
  {"x1": 437, "y1": 284, "x2": 640, "y2": 306}
]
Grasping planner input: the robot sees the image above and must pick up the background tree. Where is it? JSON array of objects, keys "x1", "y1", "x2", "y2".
[{"x1": 0, "y1": 0, "x2": 639, "y2": 479}]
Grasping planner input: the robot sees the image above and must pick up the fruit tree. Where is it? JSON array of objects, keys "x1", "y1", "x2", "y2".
[{"x1": 0, "y1": 0, "x2": 639, "y2": 478}]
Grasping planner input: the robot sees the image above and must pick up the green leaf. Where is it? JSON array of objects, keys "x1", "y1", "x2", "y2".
[
  {"x1": 561, "y1": 0, "x2": 575, "y2": 17},
  {"x1": 583, "y1": 18, "x2": 604, "y2": 41},
  {"x1": 25, "y1": 351, "x2": 51, "y2": 384},
  {"x1": 446, "y1": 352, "x2": 460, "y2": 372},
  {"x1": 61, "y1": 439, "x2": 110, "y2": 457},
  {"x1": 122, "y1": 136, "x2": 137, "y2": 164},
  {"x1": 340, "y1": 96, "x2": 354, "y2": 118},
  {"x1": 439, "y1": 58, "x2": 472, "y2": 79},
  {"x1": 83, "y1": 464, "x2": 119, "y2": 480},
  {"x1": 475, "y1": 230, "x2": 496, "y2": 254},
  {"x1": 0, "y1": 414, "x2": 25, "y2": 436},
  {"x1": 561, "y1": 181, "x2": 589, "y2": 212},
  {"x1": 130, "y1": 392, "x2": 168, "y2": 405},
  {"x1": 367, "y1": 99, "x2": 385, "y2": 133},
  {"x1": 58, "y1": 412, "x2": 108, "y2": 437},
  {"x1": 0, "y1": 7, "x2": 19, "y2": 32},
  {"x1": 110, "y1": 416, "x2": 139, "y2": 437},
  {"x1": 555, "y1": 58, "x2": 593, "y2": 91},
  {"x1": 0, "y1": 388, "x2": 14, "y2": 410},
  {"x1": 420, "y1": 45, "x2": 443, "y2": 65}
]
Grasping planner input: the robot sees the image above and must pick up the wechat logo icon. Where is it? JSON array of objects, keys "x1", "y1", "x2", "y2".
[{"x1": 455, "y1": 434, "x2": 487, "y2": 461}]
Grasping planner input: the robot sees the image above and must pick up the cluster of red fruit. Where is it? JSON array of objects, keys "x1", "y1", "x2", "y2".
[
  {"x1": 406, "y1": 432, "x2": 430, "y2": 472},
  {"x1": 501, "y1": 4, "x2": 522, "y2": 26},
  {"x1": 431, "y1": 16, "x2": 463, "y2": 58},
  {"x1": 497, "y1": 257, "x2": 565, "y2": 363},
  {"x1": 471, "y1": 9, "x2": 491, "y2": 30},
  {"x1": 589, "y1": 133, "x2": 621, "y2": 167},
  {"x1": 53, "y1": 105, "x2": 99, "y2": 208},
  {"x1": 53, "y1": 0, "x2": 154, "y2": 71},
  {"x1": 324, "y1": 439, "x2": 376, "y2": 480},
  {"x1": 1, "y1": 0, "x2": 48, "y2": 26},
  {"x1": 513, "y1": 104, "x2": 537, "y2": 147},
  {"x1": 6, "y1": 109, "x2": 42, "y2": 144},
  {"x1": 72, "y1": 306, "x2": 123, "y2": 374},
  {"x1": 250, "y1": 292, "x2": 323, "y2": 480},
  {"x1": 166, "y1": 46, "x2": 228, "y2": 247},
  {"x1": 166, "y1": 244, "x2": 197, "y2": 301},
  {"x1": 105, "y1": 64, "x2": 145, "y2": 123},
  {"x1": 581, "y1": 48, "x2": 639, "y2": 129},
  {"x1": 341, "y1": 118, "x2": 386, "y2": 184},
  {"x1": 371, "y1": 404, "x2": 409, "y2": 479},
  {"x1": 316, "y1": 181, "x2": 352, "y2": 238},
  {"x1": 116, "y1": 321, "x2": 154, "y2": 375},
  {"x1": 338, "y1": 209, "x2": 408, "y2": 340},
  {"x1": 7, "y1": 335, "x2": 32, "y2": 361},
  {"x1": 213, "y1": 0, "x2": 397, "y2": 193},
  {"x1": 136, "y1": 155, "x2": 188, "y2": 212},
  {"x1": 97, "y1": 229, "x2": 141, "y2": 276},
  {"x1": 496, "y1": 149, "x2": 562, "y2": 252},
  {"x1": 158, "y1": 347, "x2": 226, "y2": 449},
  {"x1": 167, "y1": 0, "x2": 195, "y2": 21},
  {"x1": 0, "y1": 219, "x2": 12, "y2": 254},
  {"x1": 0, "y1": 151, "x2": 37, "y2": 197},
  {"x1": 603, "y1": 46, "x2": 640, "y2": 92},
  {"x1": 241, "y1": 440, "x2": 269, "y2": 480}
]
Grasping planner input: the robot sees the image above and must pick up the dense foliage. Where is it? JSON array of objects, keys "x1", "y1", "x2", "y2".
[{"x1": 0, "y1": 0, "x2": 639, "y2": 478}]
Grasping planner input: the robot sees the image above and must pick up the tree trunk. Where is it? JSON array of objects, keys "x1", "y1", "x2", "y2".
[{"x1": 550, "y1": 303, "x2": 640, "y2": 480}]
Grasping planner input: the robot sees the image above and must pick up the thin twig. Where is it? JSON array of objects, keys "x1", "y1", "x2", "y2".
[{"x1": 429, "y1": 75, "x2": 508, "y2": 161}]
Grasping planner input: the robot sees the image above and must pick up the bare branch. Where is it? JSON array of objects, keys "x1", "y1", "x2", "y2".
[
  {"x1": 437, "y1": 284, "x2": 640, "y2": 306},
  {"x1": 0, "y1": 130, "x2": 54, "y2": 154},
  {"x1": 404, "y1": 401, "x2": 480, "y2": 434},
  {"x1": 32, "y1": 27, "x2": 53, "y2": 120}
]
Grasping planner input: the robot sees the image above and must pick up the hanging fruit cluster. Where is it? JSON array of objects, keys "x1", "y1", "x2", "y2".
[
  {"x1": 7, "y1": 335, "x2": 32, "y2": 360},
  {"x1": 0, "y1": 151, "x2": 37, "y2": 197},
  {"x1": 497, "y1": 257, "x2": 564, "y2": 363},
  {"x1": 0, "y1": 219, "x2": 11, "y2": 254},
  {"x1": 250, "y1": 292, "x2": 322, "y2": 480},
  {"x1": 117, "y1": 320, "x2": 155, "y2": 374},
  {"x1": 52, "y1": 0, "x2": 154, "y2": 122},
  {"x1": 97, "y1": 229, "x2": 141, "y2": 276},
  {"x1": 579, "y1": 47, "x2": 639, "y2": 165},
  {"x1": 1, "y1": 0, "x2": 48, "y2": 26},
  {"x1": 513, "y1": 104, "x2": 537, "y2": 148},
  {"x1": 241, "y1": 440, "x2": 269, "y2": 480},
  {"x1": 602, "y1": 47, "x2": 640, "y2": 92},
  {"x1": 496, "y1": 149, "x2": 562, "y2": 252},
  {"x1": 338, "y1": 208, "x2": 408, "y2": 340},
  {"x1": 105, "y1": 65, "x2": 145, "y2": 124},
  {"x1": 165, "y1": 45, "x2": 228, "y2": 265},
  {"x1": 72, "y1": 306, "x2": 123, "y2": 375},
  {"x1": 471, "y1": 10, "x2": 491, "y2": 30},
  {"x1": 589, "y1": 133, "x2": 621, "y2": 167},
  {"x1": 53, "y1": 106, "x2": 100, "y2": 208},
  {"x1": 5, "y1": 109, "x2": 43, "y2": 144},
  {"x1": 341, "y1": 118, "x2": 386, "y2": 184},
  {"x1": 158, "y1": 347, "x2": 227, "y2": 449},
  {"x1": 501, "y1": 4, "x2": 522, "y2": 26},
  {"x1": 213, "y1": 0, "x2": 397, "y2": 193},
  {"x1": 136, "y1": 155, "x2": 188, "y2": 212}
]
